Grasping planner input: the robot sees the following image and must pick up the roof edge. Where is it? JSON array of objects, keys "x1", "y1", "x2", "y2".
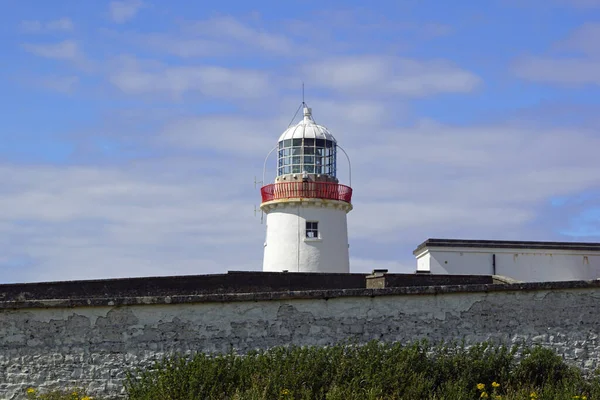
[{"x1": 413, "y1": 238, "x2": 600, "y2": 255}]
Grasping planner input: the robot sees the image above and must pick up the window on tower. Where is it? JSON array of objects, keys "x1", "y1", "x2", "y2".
[{"x1": 306, "y1": 221, "x2": 319, "y2": 239}]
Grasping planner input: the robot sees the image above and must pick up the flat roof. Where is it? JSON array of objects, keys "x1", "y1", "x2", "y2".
[
  {"x1": 413, "y1": 238, "x2": 600, "y2": 255},
  {"x1": 0, "y1": 270, "x2": 368, "y2": 302}
]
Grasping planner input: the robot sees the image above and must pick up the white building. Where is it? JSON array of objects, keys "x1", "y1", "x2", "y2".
[
  {"x1": 414, "y1": 238, "x2": 600, "y2": 282},
  {"x1": 260, "y1": 106, "x2": 353, "y2": 273}
]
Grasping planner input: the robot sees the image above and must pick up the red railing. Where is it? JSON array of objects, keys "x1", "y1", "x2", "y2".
[{"x1": 261, "y1": 182, "x2": 352, "y2": 204}]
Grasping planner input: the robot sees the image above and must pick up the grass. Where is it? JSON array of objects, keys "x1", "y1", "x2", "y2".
[
  {"x1": 24, "y1": 340, "x2": 600, "y2": 399},
  {"x1": 25, "y1": 388, "x2": 92, "y2": 400}
]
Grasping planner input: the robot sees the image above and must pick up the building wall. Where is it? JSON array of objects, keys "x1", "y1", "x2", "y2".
[
  {"x1": 416, "y1": 252, "x2": 431, "y2": 272},
  {"x1": 2, "y1": 283, "x2": 600, "y2": 399},
  {"x1": 263, "y1": 201, "x2": 349, "y2": 273},
  {"x1": 417, "y1": 247, "x2": 600, "y2": 282}
]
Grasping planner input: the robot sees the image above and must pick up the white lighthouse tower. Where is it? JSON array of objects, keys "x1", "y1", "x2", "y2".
[{"x1": 260, "y1": 105, "x2": 353, "y2": 273}]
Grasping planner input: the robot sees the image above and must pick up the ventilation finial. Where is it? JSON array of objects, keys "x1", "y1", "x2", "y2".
[{"x1": 303, "y1": 106, "x2": 312, "y2": 122}]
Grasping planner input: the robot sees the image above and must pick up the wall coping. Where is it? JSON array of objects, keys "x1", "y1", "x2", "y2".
[
  {"x1": 413, "y1": 238, "x2": 600, "y2": 255},
  {"x1": 2, "y1": 278, "x2": 600, "y2": 310}
]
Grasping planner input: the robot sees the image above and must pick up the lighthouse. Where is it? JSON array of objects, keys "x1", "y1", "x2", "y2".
[{"x1": 260, "y1": 105, "x2": 353, "y2": 273}]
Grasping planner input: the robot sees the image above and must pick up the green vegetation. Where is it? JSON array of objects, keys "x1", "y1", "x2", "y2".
[
  {"x1": 25, "y1": 341, "x2": 600, "y2": 399},
  {"x1": 25, "y1": 388, "x2": 92, "y2": 400}
]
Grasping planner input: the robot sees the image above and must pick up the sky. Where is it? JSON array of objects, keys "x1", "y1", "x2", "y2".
[{"x1": 2, "y1": 0, "x2": 600, "y2": 283}]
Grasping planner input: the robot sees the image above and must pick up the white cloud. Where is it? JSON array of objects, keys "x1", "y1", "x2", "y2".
[
  {"x1": 302, "y1": 56, "x2": 482, "y2": 97},
  {"x1": 107, "y1": 56, "x2": 272, "y2": 99},
  {"x1": 22, "y1": 40, "x2": 80, "y2": 61},
  {"x1": 129, "y1": 33, "x2": 230, "y2": 58},
  {"x1": 342, "y1": 119, "x2": 600, "y2": 245},
  {"x1": 514, "y1": 57, "x2": 600, "y2": 85},
  {"x1": 350, "y1": 202, "x2": 535, "y2": 242},
  {"x1": 35, "y1": 75, "x2": 80, "y2": 94},
  {"x1": 557, "y1": 22, "x2": 600, "y2": 55},
  {"x1": 119, "y1": 15, "x2": 307, "y2": 58},
  {"x1": 559, "y1": 0, "x2": 600, "y2": 7},
  {"x1": 514, "y1": 22, "x2": 600, "y2": 85},
  {"x1": 504, "y1": 0, "x2": 600, "y2": 8},
  {"x1": 302, "y1": 98, "x2": 398, "y2": 127},
  {"x1": 158, "y1": 115, "x2": 282, "y2": 156},
  {"x1": 0, "y1": 161, "x2": 264, "y2": 283},
  {"x1": 109, "y1": 0, "x2": 144, "y2": 23},
  {"x1": 188, "y1": 16, "x2": 298, "y2": 56},
  {"x1": 47, "y1": 18, "x2": 75, "y2": 31},
  {"x1": 20, "y1": 18, "x2": 74, "y2": 33},
  {"x1": 20, "y1": 20, "x2": 43, "y2": 33}
]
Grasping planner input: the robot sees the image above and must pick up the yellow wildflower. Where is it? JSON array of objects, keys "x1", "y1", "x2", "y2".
[
  {"x1": 477, "y1": 383, "x2": 486, "y2": 390},
  {"x1": 26, "y1": 388, "x2": 36, "y2": 394},
  {"x1": 582, "y1": 397, "x2": 587, "y2": 400},
  {"x1": 481, "y1": 392, "x2": 489, "y2": 398},
  {"x1": 492, "y1": 381, "x2": 500, "y2": 388},
  {"x1": 530, "y1": 392, "x2": 538, "y2": 399},
  {"x1": 281, "y1": 388, "x2": 290, "y2": 395}
]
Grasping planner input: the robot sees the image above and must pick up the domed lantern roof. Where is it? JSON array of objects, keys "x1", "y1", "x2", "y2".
[{"x1": 278, "y1": 107, "x2": 337, "y2": 143}]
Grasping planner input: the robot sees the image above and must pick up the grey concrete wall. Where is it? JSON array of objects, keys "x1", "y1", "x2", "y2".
[{"x1": 1, "y1": 282, "x2": 600, "y2": 399}]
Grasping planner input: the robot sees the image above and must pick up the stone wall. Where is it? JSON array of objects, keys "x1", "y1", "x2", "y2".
[{"x1": 2, "y1": 280, "x2": 600, "y2": 399}]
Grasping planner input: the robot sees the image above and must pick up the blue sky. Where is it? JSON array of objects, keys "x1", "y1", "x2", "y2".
[{"x1": 2, "y1": 0, "x2": 600, "y2": 283}]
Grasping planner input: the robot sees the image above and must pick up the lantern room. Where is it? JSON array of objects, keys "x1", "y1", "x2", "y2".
[{"x1": 276, "y1": 107, "x2": 338, "y2": 182}]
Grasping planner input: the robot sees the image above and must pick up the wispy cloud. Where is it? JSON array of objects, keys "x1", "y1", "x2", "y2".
[
  {"x1": 22, "y1": 40, "x2": 80, "y2": 61},
  {"x1": 0, "y1": 162, "x2": 262, "y2": 283},
  {"x1": 37, "y1": 75, "x2": 80, "y2": 94},
  {"x1": 504, "y1": 0, "x2": 600, "y2": 8},
  {"x1": 122, "y1": 15, "x2": 307, "y2": 58},
  {"x1": 302, "y1": 56, "x2": 482, "y2": 97},
  {"x1": 556, "y1": 22, "x2": 600, "y2": 55},
  {"x1": 158, "y1": 115, "x2": 282, "y2": 156},
  {"x1": 345, "y1": 120, "x2": 600, "y2": 245},
  {"x1": 549, "y1": 191, "x2": 600, "y2": 238},
  {"x1": 187, "y1": 16, "x2": 298, "y2": 56},
  {"x1": 109, "y1": 0, "x2": 144, "y2": 23},
  {"x1": 107, "y1": 56, "x2": 272, "y2": 99},
  {"x1": 20, "y1": 18, "x2": 74, "y2": 33},
  {"x1": 513, "y1": 23, "x2": 600, "y2": 85},
  {"x1": 283, "y1": 9, "x2": 454, "y2": 54},
  {"x1": 514, "y1": 57, "x2": 600, "y2": 85},
  {"x1": 560, "y1": 0, "x2": 600, "y2": 7},
  {"x1": 126, "y1": 33, "x2": 230, "y2": 58}
]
